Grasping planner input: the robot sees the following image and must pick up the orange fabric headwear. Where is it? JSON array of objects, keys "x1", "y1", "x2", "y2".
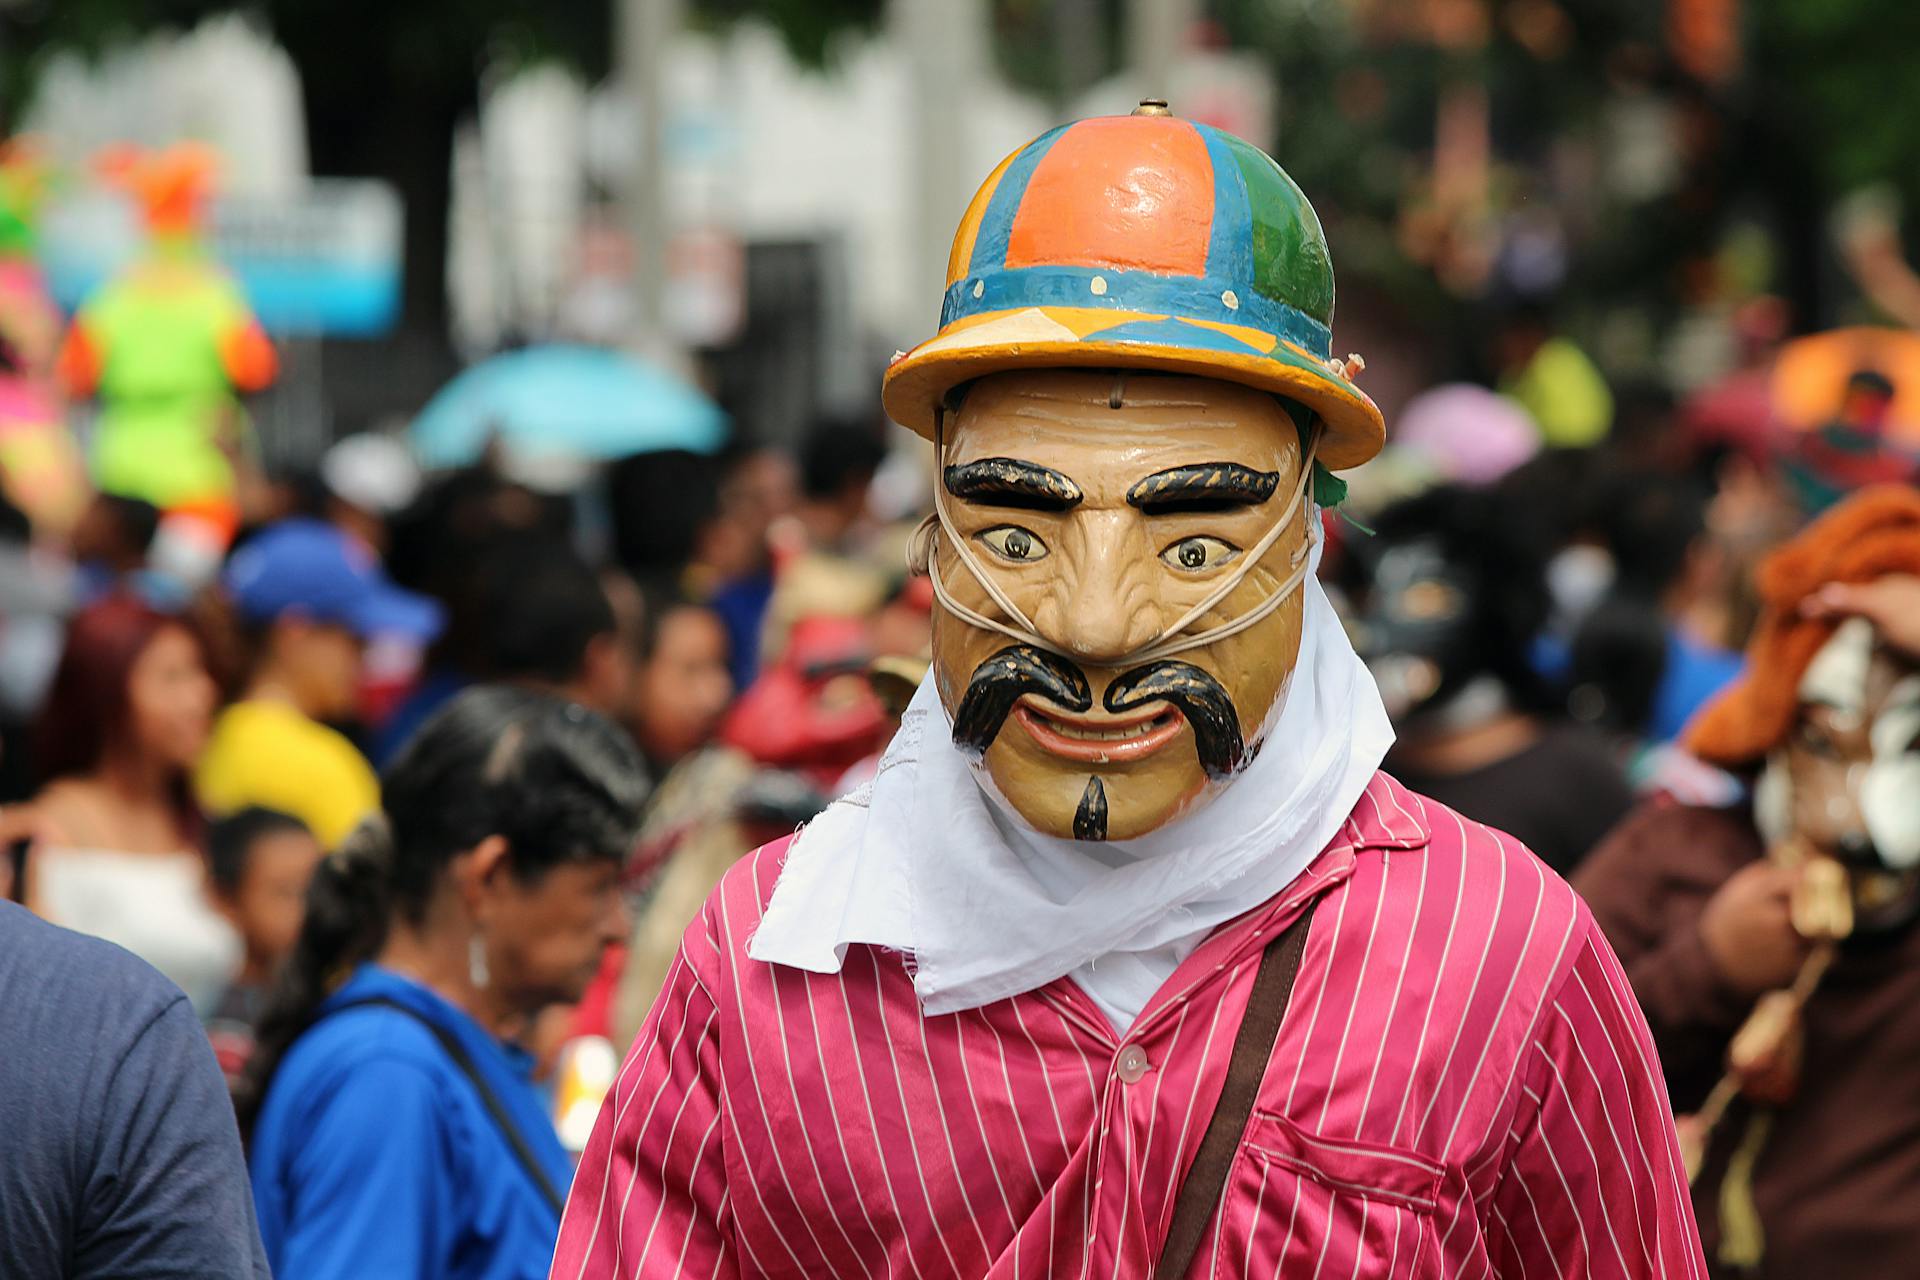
[
  {"x1": 1686, "y1": 484, "x2": 1920, "y2": 767},
  {"x1": 95, "y1": 142, "x2": 219, "y2": 238}
]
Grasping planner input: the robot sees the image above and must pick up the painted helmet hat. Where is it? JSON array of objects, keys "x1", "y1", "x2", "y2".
[{"x1": 882, "y1": 101, "x2": 1385, "y2": 470}]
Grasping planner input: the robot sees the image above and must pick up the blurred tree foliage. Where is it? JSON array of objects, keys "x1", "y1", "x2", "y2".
[
  {"x1": 688, "y1": 0, "x2": 884, "y2": 65},
  {"x1": 0, "y1": 0, "x2": 880, "y2": 120},
  {"x1": 7, "y1": 0, "x2": 1918, "y2": 338},
  {"x1": 1750, "y1": 0, "x2": 1920, "y2": 203},
  {"x1": 990, "y1": 0, "x2": 1123, "y2": 103}
]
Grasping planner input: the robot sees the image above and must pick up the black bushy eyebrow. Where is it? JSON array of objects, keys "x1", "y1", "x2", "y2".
[
  {"x1": 942, "y1": 458, "x2": 1084, "y2": 511},
  {"x1": 1126, "y1": 462, "x2": 1281, "y2": 513}
]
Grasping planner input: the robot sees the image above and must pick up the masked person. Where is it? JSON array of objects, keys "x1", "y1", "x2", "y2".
[
  {"x1": 1345, "y1": 484, "x2": 1633, "y2": 875},
  {"x1": 554, "y1": 104, "x2": 1702, "y2": 1279},
  {"x1": 55, "y1": 144, "x2": 277, "y2": 538},
  {"x1": 1576, "y1": 486, "x2": 1920, "y2": 1278}
]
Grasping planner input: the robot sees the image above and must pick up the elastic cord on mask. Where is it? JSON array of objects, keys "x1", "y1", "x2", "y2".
[{"x1": 915, "y1": 406, "x2": 1320, "y2": 667}]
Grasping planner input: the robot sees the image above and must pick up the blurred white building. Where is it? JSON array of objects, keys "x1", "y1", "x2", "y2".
[
  {"x1": 23, "y1": 13, "x2": 309, "y2": 196},
  {"x1": 450, "y1": 6, "x2": 1051, "y2": 432}
]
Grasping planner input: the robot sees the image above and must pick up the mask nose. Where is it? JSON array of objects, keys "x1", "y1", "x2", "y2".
[{"x1": 1043, "y1": 510, "x2": 1162, "y2": 664}]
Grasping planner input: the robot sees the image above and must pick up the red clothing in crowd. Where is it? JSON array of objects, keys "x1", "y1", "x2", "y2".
[{"x1": 553, "y1": 774, "x2": 1703, "y2": 1278}]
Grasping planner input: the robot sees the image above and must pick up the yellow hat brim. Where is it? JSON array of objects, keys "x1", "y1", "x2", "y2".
[{"x1": 882, "y1": 306, "x2": 1385, "y2": 471}]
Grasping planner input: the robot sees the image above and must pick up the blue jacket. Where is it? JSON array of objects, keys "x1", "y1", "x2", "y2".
[{"x1": 250, "y1": 965, "x2": 572, "y2": 1280}]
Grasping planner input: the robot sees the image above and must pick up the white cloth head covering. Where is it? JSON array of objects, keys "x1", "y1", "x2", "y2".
[
  {"x1": 321, "y1": 433, "x2": 422, "y2": 515},
  {"x1": 749, "y1": 553, "x2": 1394, "y2": 1024}
]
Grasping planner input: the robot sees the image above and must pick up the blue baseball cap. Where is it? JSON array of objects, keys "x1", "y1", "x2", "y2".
[{"x1": 223, "y1": 518, "x2": 444, "y2": 642}]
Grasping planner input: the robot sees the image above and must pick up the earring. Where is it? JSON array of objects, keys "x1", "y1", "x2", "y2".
[{"x1": 468, "y1": 934, "x2": 490, "y2": 991}]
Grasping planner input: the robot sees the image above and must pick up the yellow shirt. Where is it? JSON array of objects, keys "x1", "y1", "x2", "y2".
[
  {"x1": 196, "y1": 700, "x2": 379, "y2": 850},
  {"x1": 1500, "y1": 337, "x2": 1614, "y2": 449}
]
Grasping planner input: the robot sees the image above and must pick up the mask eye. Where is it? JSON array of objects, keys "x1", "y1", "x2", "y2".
[
  {"x1": 977, "y1": 525, "x2": 1047, "y2": 563},
  {"x1": 1161, "y1": 535, "x2": 1239, "y2": 573},
  {"x1": 1797, "y1": 721, "x2": 1843, "y2": 759}
]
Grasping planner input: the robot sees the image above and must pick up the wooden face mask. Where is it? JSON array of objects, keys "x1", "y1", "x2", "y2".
[
  {"x1": 923, "y1": 369, "x2": 1315, "y2": 841},
  {"x1": 1756, "y1": 617, "x2": 1920, "y2": 931}
]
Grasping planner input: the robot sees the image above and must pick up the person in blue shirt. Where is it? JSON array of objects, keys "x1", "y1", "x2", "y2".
[{"x1": 240, "y1": 685, "x2": 647, "y2": 1280}]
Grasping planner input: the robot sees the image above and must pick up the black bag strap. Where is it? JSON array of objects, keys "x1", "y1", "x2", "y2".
[
  {"x1": 328, "y1": 996, "x2": 566, "y2": 1216},
  {"x1": 1155, "y1": 898, "x2": 1319, "y2": 1278}
]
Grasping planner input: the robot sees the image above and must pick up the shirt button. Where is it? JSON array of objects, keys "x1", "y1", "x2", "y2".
[{"x1": 1116, "y1": 1045, "x2": 1151, "y2": 1084}]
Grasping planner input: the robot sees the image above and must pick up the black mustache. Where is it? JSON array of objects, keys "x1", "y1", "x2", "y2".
[
  {"x1": 951, "y1": 646, "x2": 1245, "y2": 780},
  {"x1": 1104, "y1": 661, "x2": 1245, "y2": 779},
  {"x1": 951, "y1": 645, "x2": 1091, "y2": 758}
]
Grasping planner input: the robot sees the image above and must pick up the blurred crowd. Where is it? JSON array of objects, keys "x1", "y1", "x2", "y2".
[
  {"x1": 4, "y1": 275, "x2": 1913, "y2": 1058},
  {"x1": 0, "y1": 408, "x2": 936, "y2": 1059},
  {"x1": 3, "y1": 116, "x2": 1920, "y2": 1280}
]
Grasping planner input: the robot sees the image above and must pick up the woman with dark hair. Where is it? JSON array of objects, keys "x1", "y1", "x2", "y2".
[
  {"x1": 22, "y1": 593, "x2": 235, "y2": 1009},
  {"x1": 243, "y1": 685, "x2": 645, "y2": 1280}
]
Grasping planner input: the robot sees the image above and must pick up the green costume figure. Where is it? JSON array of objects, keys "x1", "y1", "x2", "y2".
[{"x1": 56, "y1": 144, "x2": 276, "y2": 531}]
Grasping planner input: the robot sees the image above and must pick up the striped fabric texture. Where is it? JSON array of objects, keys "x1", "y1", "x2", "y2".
[{"x1": 553, "y1": 773, "x2": 1705, "y2": 1278}]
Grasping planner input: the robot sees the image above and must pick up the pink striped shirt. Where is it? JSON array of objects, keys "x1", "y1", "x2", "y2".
[{"x1": 553, "y1": 773, "x2": 1704, "y2": 1278}]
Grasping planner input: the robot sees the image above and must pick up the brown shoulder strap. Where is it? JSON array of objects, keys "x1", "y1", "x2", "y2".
[{"x1": 1155, "y1": 899, "x2": 1319, "y2": 1278}]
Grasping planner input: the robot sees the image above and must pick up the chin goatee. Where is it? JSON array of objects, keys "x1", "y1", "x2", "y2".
[{"x1": 1074, "y1": 775, "x2": 1108, "y2": 842}]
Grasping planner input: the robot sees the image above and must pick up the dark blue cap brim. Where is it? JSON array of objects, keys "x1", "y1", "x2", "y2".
[{"x1": 344, "y1": 585, "x2": 445, "y2": 643}]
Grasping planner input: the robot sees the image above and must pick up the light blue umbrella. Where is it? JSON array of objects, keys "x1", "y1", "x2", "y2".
[{"x1": 410, "y1": 344, "x2": 728, "y2": 468}]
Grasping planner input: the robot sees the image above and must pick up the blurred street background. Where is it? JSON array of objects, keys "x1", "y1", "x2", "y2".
[
  {"x1": 5, "y1": 0, "x2": 1914, "y2": 452},
  {"x1": 2, "y1": 0, "x2": 1919, "y2": 1257}
]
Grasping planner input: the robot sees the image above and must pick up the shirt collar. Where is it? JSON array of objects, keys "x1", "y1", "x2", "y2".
[
  {"x1": 1332, "y1": 771, "x2": 1433, "y2": 854},
  {"x1": 1117, "y1": 773, "x2": 1430, "y2": 1036},
  {"x1": 1186, "y1": 771, "x2": 1429, "y2": 962}
]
